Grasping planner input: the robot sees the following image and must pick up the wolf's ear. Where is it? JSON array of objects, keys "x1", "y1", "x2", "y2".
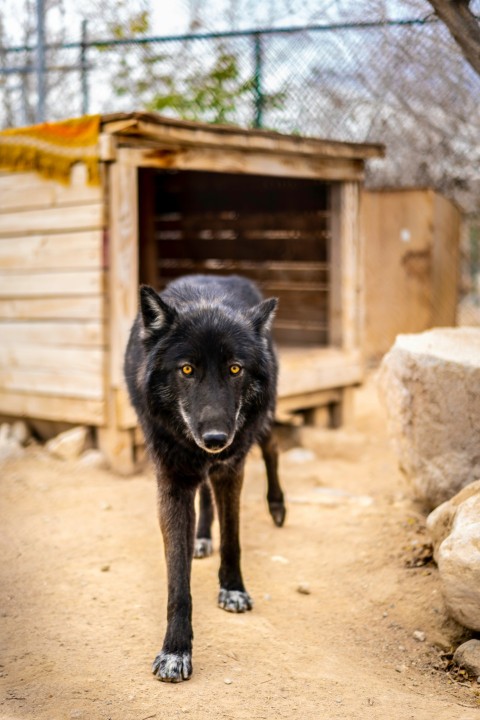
[
  {"x1": 139, "y1": 285, "x2": 177, "y2": 338},
  {"x1": 248, "y1": 297, "x2": 278, "y2": 336}
]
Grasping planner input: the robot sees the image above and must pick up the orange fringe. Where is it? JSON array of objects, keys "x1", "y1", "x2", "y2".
[{"x1": 0, "y1": 115, "x2": 101, "y2": 185}]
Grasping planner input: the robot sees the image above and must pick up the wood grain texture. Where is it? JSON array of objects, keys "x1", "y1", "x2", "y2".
[
  {"x1": 0, "y1": 389, "x2": 105, "y2": 424},
  {"x1": 0, "y1": 230, "x2": 102, "y2": 270}
]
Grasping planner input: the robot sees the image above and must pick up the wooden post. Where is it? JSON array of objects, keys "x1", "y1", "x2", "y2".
[
  {"x1": 98, "y1": 153, "x2": 139, "y2": 473},
  {"x1": 328, "y1": 181, "x2": 362, "y2": 425}
]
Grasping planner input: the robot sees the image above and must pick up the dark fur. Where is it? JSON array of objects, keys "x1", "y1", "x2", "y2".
[{"x1": 124, "y1": 274, "x2": 285, "y2": 683}]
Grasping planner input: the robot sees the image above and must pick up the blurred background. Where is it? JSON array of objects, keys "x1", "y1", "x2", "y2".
[{"x1": 1, "y1": 0, "x2": 480, "y2": 339}]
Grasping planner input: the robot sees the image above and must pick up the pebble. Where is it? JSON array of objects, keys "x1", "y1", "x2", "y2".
[
  {"x1": 296, "y1": 583, "x2": 311, "y2": 595},
  {"x1": 224, "y1": 678, "x2": 232, "y2": 685},
  {"x1": 413, "y1": 630, "x2": 426, "y2": 642},
  {"x1": 271, "y1": 555, "x2": 289, "y2": 564},
  {"x1": 395, "y1": 664, "x2": 407, "y2": 673},
  {"x1": 100, "y1": 565, "x2": 110, "y2": 572}
]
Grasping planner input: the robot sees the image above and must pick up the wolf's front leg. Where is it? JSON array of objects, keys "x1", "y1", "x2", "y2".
[
  {"x1": 153, "y1": 481, "x2": 196, "y2": 682},
  {"x1": 210, "y1": 463, "x2": 252, "y2": 613}
]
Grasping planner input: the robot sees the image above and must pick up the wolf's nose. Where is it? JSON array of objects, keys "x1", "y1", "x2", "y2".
[{"x1": 202, "y1": 432, "x2": 228, "y2": 451}]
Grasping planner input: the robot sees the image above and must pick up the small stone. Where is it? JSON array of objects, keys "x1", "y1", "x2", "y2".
[
  {"x1": 0, "y1": 424, "x2": 23, "y2": 462},
  {"x1": 264, "y1": 593, "x2": 272, "y2": 601},
  {"x1": 271, "y1": 555, "x2": 289, "y2": 564},
  {"x1": 283, "y1": 447, "x2": 316, "y2": 464},
  {"x1": 224, "y1": 678, "x2": 232, "y2": 685},
  {"x1": 10, "y1": 420, "x2": 30, "y2": 445},
  {"x1": 100, "y1": 565, "x2": 110, "y2": 572},
  {"x1": 296, "y1": 583, "x2": 311, "y2": 595},
  {"x1": 78, "y1": 449, "x2": 108, "y2": 470},
  {"x1": 413, "y1": 630, "x2": 426, "y2": 642},
  {"x1": 46, "y1": 426, "x2": 88, "y2": 461},
  {"x1": 453, "y1": 639, "x2": 480, "y2": 676},
  {"x1": 395, "y1": 664, "x2": 407, "y2": 673}
]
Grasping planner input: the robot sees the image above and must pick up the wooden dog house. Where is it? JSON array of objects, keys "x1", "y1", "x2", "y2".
[{"x1": 0, "y1": 112, "x2": 383, "y2": 471}]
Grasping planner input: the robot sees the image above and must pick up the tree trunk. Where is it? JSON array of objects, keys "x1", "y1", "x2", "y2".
[{"x1": 428, "y1": 0, "x2": 480, "y2": 76}]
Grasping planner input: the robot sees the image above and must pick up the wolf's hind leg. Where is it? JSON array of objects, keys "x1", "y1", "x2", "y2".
[
  {"x1": 194, "y1": 480, "x2": 214, "y2": 558},
  {"x1": 260, "y1": 431, "x2": 286, "y2": 527}
]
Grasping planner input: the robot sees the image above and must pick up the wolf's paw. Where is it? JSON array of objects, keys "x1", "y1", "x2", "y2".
[
  {"x1": 152, "y1": 651, "x2": 192, "y2": 683},
  {"x1": 218, "y1": 588, "x2": 253, "y2": 613},
  {"x1": 269, "y1": 501, "x2": 286, "y2": 527},
  {"x1": 193, "y1": 538, "x2": 213, "y2": 559}
]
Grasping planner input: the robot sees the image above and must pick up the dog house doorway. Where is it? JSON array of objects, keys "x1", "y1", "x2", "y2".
[{"x1": 138, "y1": 168, "x2": 332, "y2": 347}]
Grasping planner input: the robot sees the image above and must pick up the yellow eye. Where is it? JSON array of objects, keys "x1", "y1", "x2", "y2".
[
  {"x1": 229, "y1": 364, "x2": 241, "y2": 376},
  {"x1": 181, "y1": 364, "x2": 193, "y2": 376}
]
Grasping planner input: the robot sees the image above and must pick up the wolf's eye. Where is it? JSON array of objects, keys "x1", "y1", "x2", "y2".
[
  {"x1": 229, "y1": 364, "x2": 242, "y2": 376},
  {"x1": 181, "y1": 364, "x2": 193, "y2": 376}
]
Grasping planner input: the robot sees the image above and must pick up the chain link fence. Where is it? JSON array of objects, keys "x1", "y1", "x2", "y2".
[{"x1": 2, "y1": 18, "x2": 480, "y2": 330}]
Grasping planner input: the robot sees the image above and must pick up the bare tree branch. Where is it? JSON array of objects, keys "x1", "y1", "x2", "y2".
[{"x1": 428, "y1": 0, "x2": 480, "y2": 76}]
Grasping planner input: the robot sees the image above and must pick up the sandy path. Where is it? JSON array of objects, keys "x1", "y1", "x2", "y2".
[{"x1": 0, "y1": 378, "x2": 478, "y2": 719}]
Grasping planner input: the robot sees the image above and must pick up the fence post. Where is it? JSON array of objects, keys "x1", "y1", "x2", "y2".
[
  {"x1": 80, "y1": 20, "x2": 89, "y2": 115},
  {"x1": 253, "y1": 32, "x2": 264, "y2": 128},
  {"x1": 35, "y1": 0, "x2": 46, "y2": 122}
]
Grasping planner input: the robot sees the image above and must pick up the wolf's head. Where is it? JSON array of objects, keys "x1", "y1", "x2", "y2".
[{"x1": 138, "y1": 285, "x2": 277, "y2": 455}]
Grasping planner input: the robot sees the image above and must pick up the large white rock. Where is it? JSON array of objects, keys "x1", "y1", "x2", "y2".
[
  {"x1": 378, "y1": 327, "x2": 480, "y2": 509},
  {"x1": 427, "y1": 487, "x2": 480, "y2": 631}
]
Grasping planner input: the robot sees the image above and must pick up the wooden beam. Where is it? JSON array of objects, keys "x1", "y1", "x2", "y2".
[
  {"x1": 104, "y1": 113, "x2": 384, "y2": 161},
  {"x1": 117, "y1": 146, "x2": 365, "y2": 182},
  {"x1": 0, "y1": 168, "x2": 101, "y2": 213},
  {"x1": 0, "y1": 230, "x2": 102, "y2": 270},
  {"x1": 0, "y1": 202, "x2": 103, "y2": 237},
  {"x1": 329, "y1": 182, "x2": 362, "y2": 351},
  {"x1": 0, "y1": 296, "x2": 104, "y2": 320},
  {"x1": 100, "y1": 157, "x2": 139, "y2": 471},
  {"x1": 277, "y1": 346, "x2": 363, "y2": 398},
  {"x1": 0, "y1": 389, "x2": 105, "y2": 425},
  {"x1": 0, "y1": 270, "x2": 104, "y2": 298},
  {"x1": 1, "y1": 321, "x2": 104, "y2": 347}
]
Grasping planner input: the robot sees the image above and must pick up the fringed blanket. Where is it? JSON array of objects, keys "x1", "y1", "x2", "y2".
[{"x1": 0, "y1": 115, "x2": 101, "y2": 185}]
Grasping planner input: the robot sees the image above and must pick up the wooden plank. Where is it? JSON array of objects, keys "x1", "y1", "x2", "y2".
[
  {"x1": 155, "y1": 234, "x2": 329, "y2": 263},
  {"x1": 119, "y1": 146, "x2": 365, "y2": 182},
  {"x1": 0, "y1": 230, "x2": 102, "y2": 270},
  {"x1": 0, "y1": 366, "x2": 103, "y2": 400},
  {"x1": 330, "y1": 182, "x2": 362, "y2": 351},
  {"x1": 0, "y1": 344, "x2": 103, "y2": 374},
  {"x1": 0, "y1": 321, "x2": 104, "y2": 347},
  {"x1": 0, "y1": 202, "x2": 103, "y2": 237},
  {"x1": 0, "y1": 389, "x2": 105, "y2": 425},
  {"x1": 101, "y1": 157, "x2": 139, "y2": 470},
  {"x1": 103, "y1": 114, "x2": 384, "y2": 161},
  {"x1": 361, "y1": 189, "x2": 436, "y2": 361},
  {"x1": 432, "y1": 193, "x2": 461, "y2": 326},
  {"x1": 277, "y1": 389, "x2": 342, "y2": 414},
  {"x1": 0, "y1": 166, "x2": 101, "y2": 213},
  {"x1": 0, "y1": 270, "x2": 103, "y2": 297},
  {"x1": 277, "y1": 346, "x2": 363, "y2": 397},
  {"x1": 0, "y1": 296, "x2": 104, "y2": 320},
  {"x1": 107, "y1": 159, "x2": 139, "y2": 388}
]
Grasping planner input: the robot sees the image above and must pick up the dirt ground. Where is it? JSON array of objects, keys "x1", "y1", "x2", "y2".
[{"x1": 1, "y1": 375, "x2": 479, "y2": 720}]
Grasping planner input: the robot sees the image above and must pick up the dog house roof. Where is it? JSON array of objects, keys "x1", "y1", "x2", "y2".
[{"x1": 100, "y1": 111, "x2": 384, "y2": 162}]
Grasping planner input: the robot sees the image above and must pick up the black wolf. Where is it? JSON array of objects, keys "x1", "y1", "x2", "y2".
[{"x1": 124, "y1": 274, "x2": 285, "y2": 683}]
